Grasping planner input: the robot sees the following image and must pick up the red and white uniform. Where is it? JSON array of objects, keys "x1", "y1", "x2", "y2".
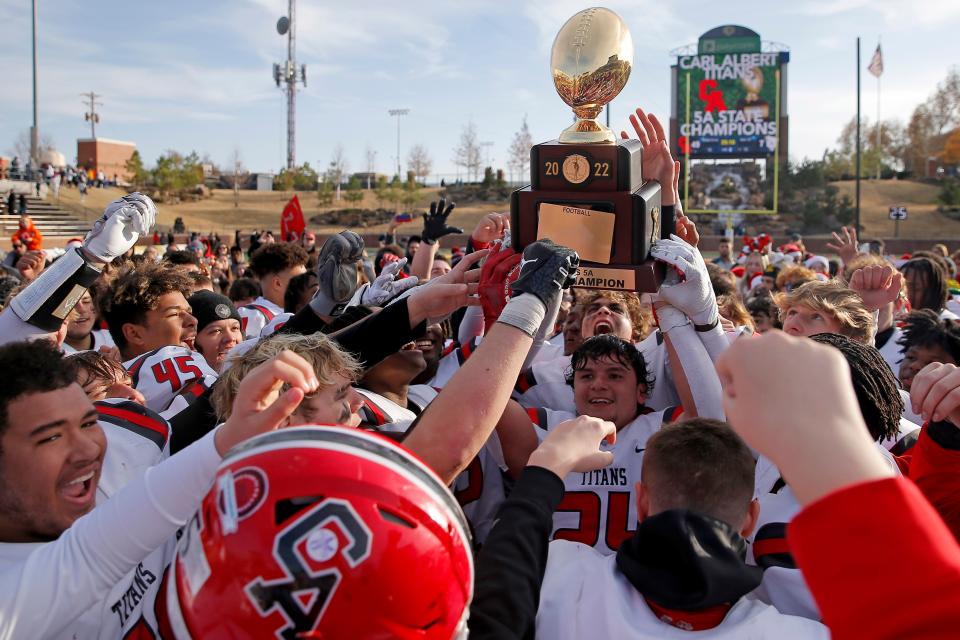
[
  {"x1": 124, "y1": 346, "x2": 218, "y2": 415},
  {"x1": 0, "y1": 412, "x2": 218, "y2": 639},
  {"x1": 452, "y1": 436, "x2": 507, "y2": 546},
  {"x1": 748, "y1": 445, "x2": 902, "y2": 620},
  {"x1": 260, "y1": 312, "x2": 293, "y2": 337},
  {"x1": 427, "y1": 337, "x2": 482, "y2": 389},
  {"x1": 237, "y1": 296, "x2": 282, "y2": 339},
  {"x1": 356, "y1": 388, "x2": 417, "y2": 434},
  {"x1": 537, "y1": 540, "x2": 828, "y2": 639},
  {"x1": 531, "y1": 405, "x2": 681, "y2": 555}
]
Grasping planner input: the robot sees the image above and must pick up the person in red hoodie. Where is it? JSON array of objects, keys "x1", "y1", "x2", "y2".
[
  {"x1": 11, "y1": 214, "x2": 42, "y2": 251},
  {"x1": 716, "y1": 331, "x2": 960, "y2": 640}
]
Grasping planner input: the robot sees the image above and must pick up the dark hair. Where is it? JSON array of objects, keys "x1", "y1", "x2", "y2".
[
  {"x1": 98, "y1": 262, "x2": 194, "y2": 349},
  {"x1": 565, "y1": 334, "x2": 654, "y2": 392},
  {"x1": 374, "y1": 245, "x2": 405, "y2": 276},
  {"x1": 163, "y1": 249, "x2": 201, "y2": 268},
  {"x1": 897, "y1": 309, "x2": 960, "y2": 366},
  {"x1": 902, "y1": 258, "x2": 949, "y2": 312},
  {"x1": 228, "y1": 277, "x2": 261, "y2": 303},
  {"x1": 284, "y1": 271, "x2": 319, "y2": 313},
  {"x1": 810, "y1": 333, "x2": 904, "y2": 442},
  {"x1": 641, "y1": 419, "x2": 755, "y2": 528},
  {"x1": 0, "y1": 341, "x2": 76, "y2": 438},
  {"x1": 248, "y1": 243, "x2": 308, "y2": 280},
  {"x1": 746, "y1": 295, "x2": 782, "y2": 329}
]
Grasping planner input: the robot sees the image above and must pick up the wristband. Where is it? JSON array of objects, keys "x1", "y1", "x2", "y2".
[
  {"x1": 422, "y1": 237, "x2": 437, "y2": 246},
  {"x1": 496, "y1": 293, "x2": 546, "y2": 338},
  {"x1": 695, "y1": 317, "x2": 720, "y2": 332},
  {"x1": 9, "y1": 248, "x2": 102, "y2": 331}
]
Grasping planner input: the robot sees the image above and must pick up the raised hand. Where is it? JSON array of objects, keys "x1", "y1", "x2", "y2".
[
  {"x1": 527, "y1": 415, "x2": 616, "y2": 478},
  {"x1": 826, "y1": 226, "x2": 861, "y2": 265},
  {"x1": 359, "y1": 258, "x2": 419, "y2": 306},
  {"x1": 715, "y1": 331, "x2": 894, "y2": 506},
  {"x1": 83, "y1": 192, "x2": 158, "y2": 263},
  {"x1": 650, "y1": 235, "x2": 716, "y2": 326},
  {"x1": 910, "y1": 362, "x2": 960, "y2": 425},
  {"x1": 621, "y1": 107, "x2": 676, "y2": 205},
  {"x1": 510, "y1": 239, "x2": 579, "y2": 306},
  {"x1": 16, "y1": 250, "x2": 45, "y2": 282},
  {"x1": 421, "y1": 198, "x2": 463, "y2": 244},
  {"x1": 849, "y1": 264, "x2": 903, "y2": 312},
  {"x1": 478, "y1": 243, "x2": 522, "y2": 331},
  {"x1": 215, "y1": 349, "x2": 318, "y2": 455},
  {"x1": 310, "y1": 231, "x2": 364, "y2": 317},
  {"x1": 471, "y1": 212, "x2": 510, "y2": 245}
]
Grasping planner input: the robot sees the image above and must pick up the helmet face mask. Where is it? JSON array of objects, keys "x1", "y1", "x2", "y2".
[{"x1": 165, "y1": 427, "x2": 473, "y2": 639}]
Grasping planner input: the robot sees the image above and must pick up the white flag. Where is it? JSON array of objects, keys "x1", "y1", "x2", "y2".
[{"x1": 868, "y1": 44, "x2": 883, "y2": 77}]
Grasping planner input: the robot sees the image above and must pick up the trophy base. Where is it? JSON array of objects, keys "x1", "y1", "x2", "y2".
[
  {"x1": 558, "y1": 119, "x2": 616, "y2": 144},
  {"x1": 573, "y1": 261, "x2": 665, "y2": 293}
]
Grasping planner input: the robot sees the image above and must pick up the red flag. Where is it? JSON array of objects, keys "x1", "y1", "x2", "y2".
[{"x1": 280, "y1": 195, "x2": 305, "y2": 242}]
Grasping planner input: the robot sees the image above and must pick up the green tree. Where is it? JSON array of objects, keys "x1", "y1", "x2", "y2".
[
  {"x1": 317, "y1": 180, "x2": 334, "y2": 206},
  {"x1": 940, "y1": 178, "x2": 960, "y2": 208},
  {"x1": 344, "y1": 176, "x2": 364, "y2": 205},
  {"x1": 125, "y1": 150, "x2": 148, "y2": 188}
]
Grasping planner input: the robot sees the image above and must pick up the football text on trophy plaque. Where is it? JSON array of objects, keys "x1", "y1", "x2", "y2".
[{"x1": 510, "y1": 7, "x2": 672, "y2": 292}]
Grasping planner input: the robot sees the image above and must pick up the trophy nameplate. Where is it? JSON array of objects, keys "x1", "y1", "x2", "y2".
[{"x1": 510, "y1": 7, "x2": 672, "y2": 292}]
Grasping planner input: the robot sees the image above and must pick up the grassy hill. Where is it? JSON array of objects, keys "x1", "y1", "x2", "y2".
[
  {"x1": 831, "y1": 179, "x2": 956, "y2": 239},
  {"x1": 57, "y1": 186, "x2": 503, "y2": 237},
  {"x1": 54, "y1": 178, "x2": 955, "y2": 242}
]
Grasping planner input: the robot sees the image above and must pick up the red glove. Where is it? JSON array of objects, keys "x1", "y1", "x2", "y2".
[{"x1": 478, "y1": 243, "x2": 521, "y2": 333}]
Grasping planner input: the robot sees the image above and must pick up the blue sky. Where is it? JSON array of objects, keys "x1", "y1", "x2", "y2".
[{"x1": 1, "y1": 0, "x2": 958, "y2": 181}]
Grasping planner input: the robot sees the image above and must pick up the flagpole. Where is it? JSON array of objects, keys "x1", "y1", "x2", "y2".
[
  {"x1": 855, "y1": 37, "x2": 862, "y2": 236},
  {"x1": 876, "y1": 39, "x2": 882, "y2": 179}
]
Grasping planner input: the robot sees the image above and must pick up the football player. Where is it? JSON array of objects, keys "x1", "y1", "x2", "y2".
[{"x1": 237, "y1": 242, "x2": 308, "y2": 338}]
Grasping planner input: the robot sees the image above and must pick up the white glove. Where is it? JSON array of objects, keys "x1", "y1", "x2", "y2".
[
  {"x1": 359, "y1": 258, "x2": 420, "y2": 306},
  {"x1": 83, "y1": 193, "x2": 157, "y2": 262},
  {"x1": 650, "y1": 234, "x2": 717, "y2": 326},
  {"x1": 654, "y1": 303, "x2": 692, "y2": 333}
]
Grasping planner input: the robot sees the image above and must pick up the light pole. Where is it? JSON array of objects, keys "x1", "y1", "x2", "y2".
[
  {"x1": 388, "y1": 108, "x2": 409, "y2": 179},
  {"x1": 30, "y1": 0, "x2": 39, "y2": 168},
  {"x1": 82, "y1": 91, "x2": 102, "y2": 138}
]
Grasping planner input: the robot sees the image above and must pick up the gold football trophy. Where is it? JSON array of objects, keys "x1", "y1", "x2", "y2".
[{"x1": 511, "y1": 7, "x2": 670, "y2": 292}]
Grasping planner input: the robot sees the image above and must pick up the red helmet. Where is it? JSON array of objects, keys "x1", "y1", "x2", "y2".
[{"x1": 161, "y1": 426, "x2": 473, "y2": 639}]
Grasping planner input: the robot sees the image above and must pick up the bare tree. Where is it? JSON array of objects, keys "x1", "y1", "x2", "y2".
[
  {"x1": 8, "y1": 129, "x2": 55, "y2": 165},
  {"x1": 453, "y1": 122, "x2": 482, "y2": 183},
  {"x1": 508, "y1": 116, "x2": 533, "y2": 184},
  {"x1": 365, "y1": 146, "x2": 377, "y2": 189},
  {"x1": 407, "y1": 144, "x2": 433, "y2": 184},
  {"x1": 328, "y1": 144, "x2": 349, "y2": 201},
  {"x1": 231, "y1": 148, "x2": 244, "y2": 208}
]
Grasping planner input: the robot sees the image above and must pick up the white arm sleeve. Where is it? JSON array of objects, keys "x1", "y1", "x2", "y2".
[
  {"x1": 0, "y1": 430, "x2": 221, "y2": 639},
  {"x1": 696, "y1": 322, "x2": 730, "y2": 364},
  {"x1": 661, "y1": 318, "x2": 725, "y2": 420},
  {"x1": 0, "y1": 306, "x2": 56, "y2": 346},
  {"x1": 458, "y1": 304, "x2": 486, "y2": 344}
]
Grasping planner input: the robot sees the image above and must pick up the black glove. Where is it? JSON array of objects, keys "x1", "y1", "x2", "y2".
[
  {"x1": 309, "y1": 231, "x2": 364, "y2": 317},
  {"x1": 421, "y1": 198, "x2": 463, "y2": 244},
  {"x1": 509, "y1": 239, "x2": 579, "y2": 306}
]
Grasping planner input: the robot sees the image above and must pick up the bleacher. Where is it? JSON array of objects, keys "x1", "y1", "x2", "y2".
[{"x1": 1, "y1": 193, "x2": 91, "y2": 239}]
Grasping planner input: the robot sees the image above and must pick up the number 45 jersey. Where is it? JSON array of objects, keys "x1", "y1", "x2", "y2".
[
  {"x1": 531, "y1": 405, "x2": 680, "y2": 556},
  {"x1": 124, "y1": 346, "x2": 219, "y2": 415}
]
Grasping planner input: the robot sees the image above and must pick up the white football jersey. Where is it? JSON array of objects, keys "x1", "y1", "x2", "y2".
[
  {"x1": 61, "y1": 328, "x2": 116, "y2": 354},
  {"x1": 427, "y1": 337, "x2": 482, "y2": 389},
  {"x1": 531, "y1": 405, "x2": 681, "y2": 555},
  {"x1": 452, "y1": 436, "x2": 507, "y2": 546},
  {"x1": 748, "y1": 444, "x2": 903, "y2": 620},
  {"x1": 124, "y1": 346, "x2": 218, "y2": 414},
  {"x1": 260, "y1": 312, "x2": 293, "y2": 337},
  {"x1": 237, "y1": 296, "x2": 283, "y2": 339},
  {"x1": 356, "y1": 388, "x2": 417, "y2": 433},
  {"x1": 95, "y1": 398, "x2": 170, "y2": 501},
  {"x1": 537, "y1": 540, "x2": 829, "y2": 639},
  {"x1": 876, "y1": 325, "x2": 904, "y2": 377}
]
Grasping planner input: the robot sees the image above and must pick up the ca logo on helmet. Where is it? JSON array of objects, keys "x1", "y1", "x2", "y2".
[{"x1": 245, "y1": 498, "x2": 372, "y2": 639}]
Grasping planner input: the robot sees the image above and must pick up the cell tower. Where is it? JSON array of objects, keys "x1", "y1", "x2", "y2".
[{"x1": 273, "y1": 0, "x2": 306, "y2": 170}]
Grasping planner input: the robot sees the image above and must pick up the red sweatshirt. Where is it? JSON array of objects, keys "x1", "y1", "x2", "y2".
[
  {"x1": 789, "y1": 477, "x2": 960, "y2": 640},
  {"x1": 898, "y1": 421, "x2": 960, "y2": 541}
]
